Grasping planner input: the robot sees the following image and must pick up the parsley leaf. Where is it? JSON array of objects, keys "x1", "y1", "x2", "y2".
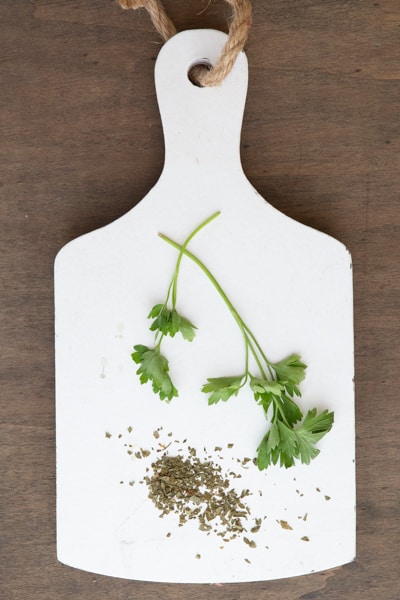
[
  {"x1": 257, "y1": 422, "x2": 296, "y2": 469},
  {"x1": 148, "y1": 305, "x2": 197, "y2": 342},
  {"x1": 276, "y1": 393, "x2": 303, "y2": 427},
  {"x1": 293, "y1": 409, "x2": 334, "y2": 464},
  {"x1": 250, "y1": 377, "x2": 285, "y2": 414},
  {"x1": 249, "y1": 378, "x2": 302, "y2": 426},
  {"x1": 272, "y1": 354, "x2": 307, "y2": 397},
  {"x1": 257, "y1": 409, "x2": 334, "y2": 470},
  {"x1": 249, "y1": 377, "x2": 284, "y2": 397},
  {"x1": 202, "y1": 376, "x2": 244, "y2": 405},
  {"x1": 131, "y1": 345, "x2": 178, "y2": 402}
]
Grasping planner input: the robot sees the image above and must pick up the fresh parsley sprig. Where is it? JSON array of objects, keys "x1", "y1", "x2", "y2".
[
  {"x1": 132, "y1": 212, "x2": 220, "y2": 402},
  {"x1": 133, "y1": 212, "x2": 334, "y2": 468}
]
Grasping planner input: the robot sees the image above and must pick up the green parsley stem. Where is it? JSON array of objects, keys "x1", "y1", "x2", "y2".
[
  {"x1": 158, "y1": 233, "x2": 268, "y2": 380},
  {"x1": 243, "y1": 324, "x2": 275, "y2": 379},
  {"x1": 169, "y1": 211, "x2": 221, "y2": 309},
  {"x1": 244, "y1": 334, "x2": 268, "y2": 379},
  {"x1": 155, "y1": 333, "x2": 164, "y2": 351}
]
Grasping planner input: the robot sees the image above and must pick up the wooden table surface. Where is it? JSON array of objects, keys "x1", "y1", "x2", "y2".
[{"x1": 1, "y1": 1, "x2": 399, "y2": 598}]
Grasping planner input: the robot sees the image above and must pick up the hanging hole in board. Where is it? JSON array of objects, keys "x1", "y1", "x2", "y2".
[{"x1": 188, "y1": 59, "x2": 213, "y2": 87}]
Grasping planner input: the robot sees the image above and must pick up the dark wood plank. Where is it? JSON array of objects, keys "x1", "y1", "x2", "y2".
[{"x1": 1, "y1": 1, "x2": 399, "y2": 598}]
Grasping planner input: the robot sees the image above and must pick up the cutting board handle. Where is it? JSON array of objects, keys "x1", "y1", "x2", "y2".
[{"x1": 154, "y1": 29, "x2": 249, "y2": 176}]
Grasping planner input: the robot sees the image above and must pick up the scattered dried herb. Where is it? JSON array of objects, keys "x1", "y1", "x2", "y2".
[
  {"x1": 107, "y1": 428, "x2": 326, "y2": 558},
  {"x1": 278, "y1": 520, "x2": 293, "y2": 530},
  {"x1": 250, "y1": 518, "x2": 262, "y2": 533}
]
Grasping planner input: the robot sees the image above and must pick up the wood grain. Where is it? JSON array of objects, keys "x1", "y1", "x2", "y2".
[{"x1": 1, "y1": 1, "x2": 399, "y2": 598}]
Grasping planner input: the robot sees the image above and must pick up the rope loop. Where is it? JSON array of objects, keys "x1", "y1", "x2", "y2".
[{"x1": 117, "y1": 0, "x2": 252, "y2": 86}]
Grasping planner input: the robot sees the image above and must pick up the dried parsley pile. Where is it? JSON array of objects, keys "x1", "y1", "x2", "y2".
[
  {"x1": 105, "y1": 428, "x2": 330, "y2": 551},
  {"x1": 144, "y1": 453, "x2": 252, "y2": 540}
]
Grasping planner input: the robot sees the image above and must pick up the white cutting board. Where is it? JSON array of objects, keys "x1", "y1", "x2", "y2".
[{"x1": 55, "y1": 29, "x2": 355, "y2": 583}]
